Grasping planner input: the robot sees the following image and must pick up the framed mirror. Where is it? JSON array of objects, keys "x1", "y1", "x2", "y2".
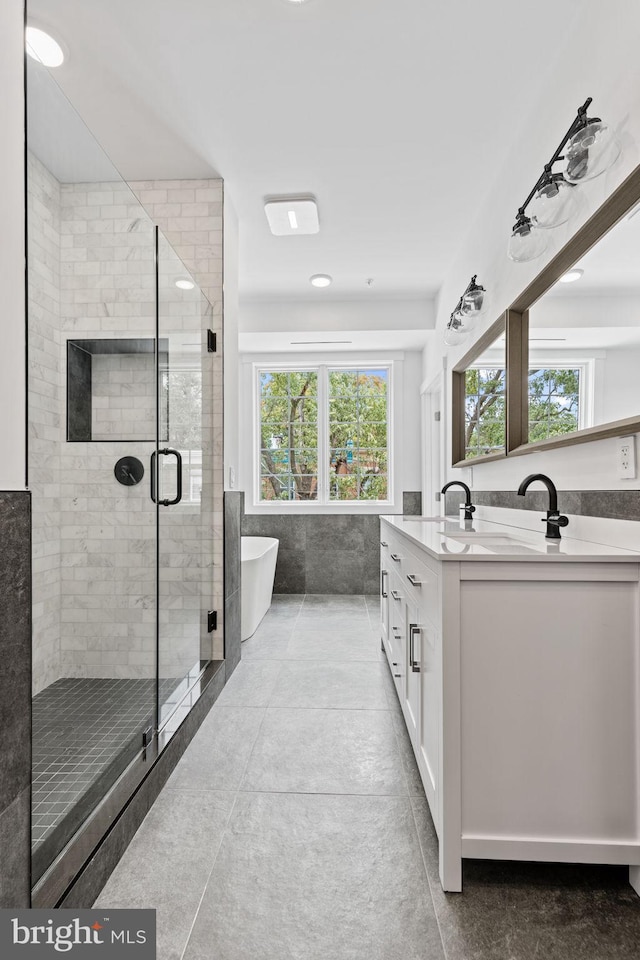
[
  {"x1": 452, "y1": 162, "x2": 640, "y2": 465},
  {"x1": 510, "y1": 162, "x2": 640, "y2": 454},
  {"x1": 451, "y1": 314, "x2": 526, "y2": 465}
]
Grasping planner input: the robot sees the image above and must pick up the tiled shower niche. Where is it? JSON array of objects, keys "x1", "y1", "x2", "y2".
[{"x1": 67, "y1": 338, "x2": 169, "y2": 442}]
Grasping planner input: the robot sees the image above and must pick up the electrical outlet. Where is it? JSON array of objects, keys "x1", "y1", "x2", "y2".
[{"x1": 618, "y1": 436, "x2": 636, "y2": 479}]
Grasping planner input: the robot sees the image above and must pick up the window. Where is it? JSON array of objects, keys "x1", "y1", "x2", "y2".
[
  {"x1": 464, "y1": 361, "x2": 588, "y2": 457},
  {"x1": 464, "y1": 365, "x2": 506, "y2": 460},
  {"x1": 528, "y1": 366, "x2": 582, "y2": 442},
  {"x1": 257, "y1": 365, "x2": 390, "y2": 504}
]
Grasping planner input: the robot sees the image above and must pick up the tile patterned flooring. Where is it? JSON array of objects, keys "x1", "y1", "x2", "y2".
[
  {"x1": 32, "y1": 675, "x2": 182, "y2": 880},
  {"x1": 95, "y1": 595, "x2": 640, "y2": 959}
]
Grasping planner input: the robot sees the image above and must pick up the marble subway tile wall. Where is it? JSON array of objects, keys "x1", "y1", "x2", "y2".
[
  {"x1": 27, "y1": 167, "x2": 225, "y2": 684},
  {"x1": 58, "y1": 180, "x2": 157, "y2": 679},
  {"x1": 91, "y1": 354, "x2": 156, "y2": 440},
  {"x1": 130, "y1": 180, "x2": 224, "y2": 661},
  {"x1": 28, "y1": 153, "x2": 63, "y2": 695}
]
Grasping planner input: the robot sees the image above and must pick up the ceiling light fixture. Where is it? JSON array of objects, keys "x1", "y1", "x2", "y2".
[
  {"x1": 26, "y1": 25, "x2": 64, "y2": 67},
  {"x1": 508, "y1": 98, "x2": 620, "y2": 262},
  {"x1": 310, "y1": 274, "x2": 332, "y2": 288},
  {"x1": 264, "y1": 198, "x2": 319, "y2": 236},
  {"x1": 559, "y1": 268, "x2": 584, "y2": 283},
  {"x1": 175, "y1": 278, "x2": 195, "y2": 290},
  {"x1": 444, "y1": 275, "x2": 487, "y2": 346}
]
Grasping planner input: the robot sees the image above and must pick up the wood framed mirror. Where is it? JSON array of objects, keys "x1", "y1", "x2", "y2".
[{"x1": 452, "y1": 161, "x2": 640, "y2": 466}]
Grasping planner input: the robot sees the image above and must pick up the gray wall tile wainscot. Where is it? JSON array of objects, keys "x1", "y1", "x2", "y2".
[
  {"x1": 241, "y1": 493, "x2": 421, "y2": 594},
  {"x1": 0, "y1": 492, "x2": 31, "y2": 908},
  {"x1": 224, "y1": 492, "x2": 242, "y2": 676},
  {"x1": 445, "y1": 489, "x2": 640, "y2": 522}
]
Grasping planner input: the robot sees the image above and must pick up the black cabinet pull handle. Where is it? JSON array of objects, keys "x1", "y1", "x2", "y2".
[{"x1": 150, "y1": 448, "x2": 183, "y2": 506}]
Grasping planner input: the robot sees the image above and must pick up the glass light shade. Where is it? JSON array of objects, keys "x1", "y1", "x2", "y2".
[
  {"x1": 507, "y1": 220, "x2": 548, "y2": 262},
  {"x1": 529, "y1": 177, "x2": 578, "y2": 229},
  {"x1": 461, "y1": 285, "x2": 486, "y2": 317},
  {"x1": 563, "y1": 119, "x2": 621, "y2": 184},
  {"x1": 444, "y1": 321, "x2": 465, "y2": 346}
]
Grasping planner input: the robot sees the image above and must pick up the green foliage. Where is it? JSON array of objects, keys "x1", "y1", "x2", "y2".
[
  {"x1": 464, "y1": 366, "x2": 581, "y2": 458},
  {"x1": 259, "y1": 369, "x2": 388, "y2": 501}
]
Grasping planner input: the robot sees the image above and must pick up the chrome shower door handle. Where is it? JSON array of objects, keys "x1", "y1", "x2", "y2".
[{"x1": 150, "y1": 448, "x2": 183, "y2": 506}]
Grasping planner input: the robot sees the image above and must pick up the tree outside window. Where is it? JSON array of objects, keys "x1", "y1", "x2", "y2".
[
  {"x1": 464, "y1": 365, "x2": 582, "y2": 459},
  {"x1": 258, "y1": 367, "x2": 389, "y2": 503}
]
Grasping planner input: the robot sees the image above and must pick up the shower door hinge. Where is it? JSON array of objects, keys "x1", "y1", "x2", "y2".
[
  {"x1": 208, "y1": 610, "x2": 218, "y2": 632},
  {"x1": 207, "y1": 329, "x2": 217, "y2": 353}
]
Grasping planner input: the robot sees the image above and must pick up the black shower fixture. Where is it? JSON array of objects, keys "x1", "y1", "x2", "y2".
[{"x1": 507, "y1": 97, "x2": 621, "y2": 262}]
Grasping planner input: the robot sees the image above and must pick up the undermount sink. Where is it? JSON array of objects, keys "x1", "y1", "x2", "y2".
[{"x1": 443, "y1": 533, "x2": 529, "y2": 544}]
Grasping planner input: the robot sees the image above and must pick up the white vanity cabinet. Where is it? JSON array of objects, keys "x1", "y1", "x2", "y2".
[{"x1": 379, "y1": 515, "x2": 640, "y2": 896}]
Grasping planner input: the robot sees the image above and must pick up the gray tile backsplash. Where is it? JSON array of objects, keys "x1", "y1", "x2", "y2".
[
  {"x1": 445, "y1": 489, "x2": 640, "y2": 522},
  {"x1": 241, "y1": 492, "x2": 421, "y2": 594},
  {"x1": 0, "y1": 492, "x2": 31, "y2": 907}
]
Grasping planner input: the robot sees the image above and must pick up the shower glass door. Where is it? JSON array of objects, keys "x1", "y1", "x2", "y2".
[{"x1": 155, "y1": 230, "x2": 215, "y2": 728}]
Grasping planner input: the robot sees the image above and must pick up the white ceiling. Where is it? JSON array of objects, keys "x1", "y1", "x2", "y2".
[{"x1": 28, "y1": 0, "x2": 587, "y2": 303}]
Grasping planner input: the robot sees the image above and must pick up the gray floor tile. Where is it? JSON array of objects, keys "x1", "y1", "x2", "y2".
[
  {"x1": 164, "y1": 706, "x2": 265, "y2": 792},
  {"x1": 269, "y1": 660, "x2": 389, "y2": 710},
  {"x1": 185, "y1": 890, "x2": 443, "y2": 960},
  {"x1": 95, "y1": 790, "x2": 235, "y2": 960},
  {"x1": 302, "y1": 594, "x2": 368, "y2": 612},
  {"x1": 240, "y1": 708, "x2": 407, "y2": 795},
  {"x1": 216, "y1": 660, "x2": 283, "y2": 707},
  {"x1": 410, "y1": 796, "x2": 640, "y2": 960},
  {"x1": 184, "y1": 792, "x2": 442, "y2": 960},
  {"x1": 286, "y1": 631, "x2": 383, "y2": 662},
  {"x1": 247, "y1": 618, "x2": 297, "y2": 642},
  {"x1": 240, "y1": 635, "x2": 292, "y2": 660}
]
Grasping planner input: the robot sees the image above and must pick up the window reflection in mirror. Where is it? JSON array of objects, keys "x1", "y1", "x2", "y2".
[
  {"x1": 528, "y1": 204, "x2": 640, "y2": 443},
  {"x1": 464, "y1": 331, "x2": 506, "y2": 459}
]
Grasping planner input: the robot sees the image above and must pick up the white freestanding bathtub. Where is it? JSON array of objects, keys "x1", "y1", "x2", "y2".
[{"x1": 241, "y1": 537, "x2": 279, "y2": 641}]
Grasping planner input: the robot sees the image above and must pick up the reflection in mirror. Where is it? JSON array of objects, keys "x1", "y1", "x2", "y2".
[
  {"x1": 463, "y1": 329, "x2": 506, "y2": 459},
  {"x1": 527, "y1": 203, "x2": 640, "y2": 443}
]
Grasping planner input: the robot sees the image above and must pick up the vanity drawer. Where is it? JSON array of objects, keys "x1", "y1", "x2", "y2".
[{"x1": 403, "y1": 552, "x2": 440, "y2": 630}]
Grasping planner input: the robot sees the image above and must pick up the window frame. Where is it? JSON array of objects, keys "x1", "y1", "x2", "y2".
[{"x1": 252, "y1": 360, "x2": 395, "y2": 510}]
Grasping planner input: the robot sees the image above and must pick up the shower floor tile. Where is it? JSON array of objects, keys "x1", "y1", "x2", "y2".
[{"x1": 31, "y1": 676, "x2": 180, "y2": 880}]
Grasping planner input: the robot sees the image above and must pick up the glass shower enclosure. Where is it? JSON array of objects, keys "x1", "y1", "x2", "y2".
[{"x1": 27, "y1": 57, "x2": 219, "y2": 901}]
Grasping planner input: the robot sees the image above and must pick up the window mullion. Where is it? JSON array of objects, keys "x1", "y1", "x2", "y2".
[{"x1": 318, "y1": 365, "x2": 329, "y2": 504}]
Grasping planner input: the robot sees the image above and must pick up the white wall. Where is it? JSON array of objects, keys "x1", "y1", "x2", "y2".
[
  {"x1": 223, "y1": 192, "x2": 239, "y2": 489},
  {"x1": 0, "y1": 1, "x2": 26, "y2": 489},
  {"x1": 428, "y1": 6, "x2": 640, "y2": 495},
  {"x1": 241, "y1": 299, "x2": 435, "y2": 335}
]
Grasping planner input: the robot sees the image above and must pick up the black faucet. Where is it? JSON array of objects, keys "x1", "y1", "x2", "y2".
[
  {"x1": 517, "y1": 473, "x2": 569, "y2": 540},
  {"x1": 441, "y1": 481, "x2": 476, "y2": 521}
]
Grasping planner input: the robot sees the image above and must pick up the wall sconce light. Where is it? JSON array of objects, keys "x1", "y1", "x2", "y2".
[
  {"x1": 507, "y1": 97, "x2": 620, "y2": 262},
  {"x1": 444, "y1": 275, "x2": 487, "y2": 345}
]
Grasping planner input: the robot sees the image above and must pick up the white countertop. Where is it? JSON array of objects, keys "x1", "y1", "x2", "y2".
[{"x1": 380, "y1": 514, "x2": 640, "y2": 562}]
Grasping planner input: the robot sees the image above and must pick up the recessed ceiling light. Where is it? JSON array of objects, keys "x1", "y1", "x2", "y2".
[
  {"x1": 559, "y1": 268, "x2": 584, "y2": 283},
  {"x1": 310, "y1": 274, "x2": 332, "y2": 288},
  {"x1": 175, "y1": 278, "x2": 195, "y2": 290},
  {"x1": 264, "y1": 198, "x2": 319, "y2": 236},
  {"x1": 26, "y1": 26, "x2": 64, "y2": 67}
]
